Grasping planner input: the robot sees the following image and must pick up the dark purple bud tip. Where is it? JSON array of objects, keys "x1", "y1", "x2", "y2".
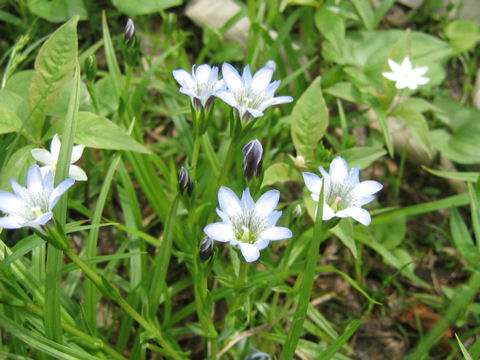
[
  {"x1": 178, "y1": 167, "x2": 193, "y2": 195},
  {"x1": 242, "y1": 139, "x2": 263, "y2": 180},
  {"x1": 199, "y1": 236, "x2": 215, "y2": 262}
]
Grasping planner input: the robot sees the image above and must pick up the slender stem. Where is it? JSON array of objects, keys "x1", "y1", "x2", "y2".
[
  {"x1": 190, "y1": 134, "x2": 202, "y2": 180},
  {"x1": 217, "y1": 139, "x2": 238, "y2": 188},
  {"x1": 44, "y1": 245, "x2": 62, "y2": 342},
  {"x1": 26, "y1": 303, "x2": 127, "y2": 360},
  {"x1": 64, "y1": 249, "x2": 183, "y2": 360},
  {"x1": 280, "y1": 186, "x2": 325, "y2": 359}
]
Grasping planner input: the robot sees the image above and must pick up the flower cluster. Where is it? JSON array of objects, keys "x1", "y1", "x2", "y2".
[{"x1": 173, "y1": 61, "x2": 293, "y2": 121}]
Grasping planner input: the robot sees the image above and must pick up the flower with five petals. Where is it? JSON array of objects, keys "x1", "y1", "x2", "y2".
[
  {"x1": 382, "y1": 57, "x2": 429, "y2": 90},
  {"x1": 302, "y1": 157, "x2": 382, "y2": 226},
  {"x1": 204, "y1": 186, "x2": 292, "y2": 262}
]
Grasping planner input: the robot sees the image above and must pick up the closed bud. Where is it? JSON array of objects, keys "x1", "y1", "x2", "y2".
[
  {"x1": 178, "y1": 167, "x2": 193, "y2": 195},
  {"x1": 242, "y1": 139, "x2": 263, "y2": 181},
  {"x1": 199, "y1": 236, "x2": 214, "y2": 262},
  {"x1": 246, "y1": 352, "x2": 271, "y2": 360},
  {"x1": 124, "y1": 18, "x2": 136, "y2": 44}
]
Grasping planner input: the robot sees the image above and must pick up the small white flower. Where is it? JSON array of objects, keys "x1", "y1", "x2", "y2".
[
  {"x1": 172, "y1": 64, "x2": 225, "y2": 111},
  {"x1": 216, "y1": 62, "x2": 293, "y2": 122},
  {"x1": 382, "y1": 57, "x2": 429, "y2": 90},
  {"x1": 0, "y1": 165, "x2": 74, "y2": 230},
  {"x1": 303, "y1": 157, "x2": 382, "y2": 226},
  {"x1": 204, "y1": 186, "x2": 292, "y2": 262},
  {"x1": 31, "y1": 134, "x2": 87, "y2": 181}
]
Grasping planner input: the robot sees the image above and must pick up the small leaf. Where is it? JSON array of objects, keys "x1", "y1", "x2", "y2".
[
  {"x1": 291, "y1": 77, "x2": 328, "y2": 160},
  {"x1": 29, "y1": 16, "x2": 79, "y2": 138},
  {"x1": 111, "y1": 0, "x2": 181, "y2": 15},
  {"x1": 28, "y1": 0, "x2": 87, "y2": 22},
  {"x1": 262, "y1": 163, "x2": 301, "y2": 186},
  {"x1": 445, "y1": 19, "x2": 480, "y2": 55},
  {"x1": 315, "y1": 7, "x2": 345, "y2": 60},
  {"x1": 338, "y1": 146, "x2": 386, "y2": 169},
  {"x1": 331, "y1": 219, "x2": 357, "y2": 258},
  {"x1": 0, "y1": 145, "x2": 36, "y2": 191},
  {"x1": 0, "y1": 107, "x2": 23, "y2": 134},
  {"x1": 392, "y1": 108, "x2": 432, "y2": 158},
  {"x1": 74, "y1": 112, "x2": 151, "y2": 154}
]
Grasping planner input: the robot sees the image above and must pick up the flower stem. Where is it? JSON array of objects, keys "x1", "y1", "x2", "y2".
[
  {"x1": 280, "y1": 185, "x2": 325, "y2": 359},
  {"x1": 217, "y1": 139, "x2": 238, "y2": 188},
  {"x1": 64, "y1": 249, "x2": 183, "y2": 360},
  {"x1": 190, "y1": 134, "x2": 202, "y2": 181}
]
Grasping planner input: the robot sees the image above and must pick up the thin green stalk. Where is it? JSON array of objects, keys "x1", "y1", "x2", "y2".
[
  {"x1": 217, "y1": 139, "x2": 238, "y2": 189},
  {"x1": 280, "y1": 186, "x2": 324, "y2": 360},
  {"x1": 190, "y1": 134, "x2": 202, "y2": 180},
  {"x1": 44, "y1": 246, "x2": 62, "y2": 342},
  {"x1": 64, "y1": 249, "x2": 183, "y2": 360},
  {"x1": 26, "y1": 303, "x2": 128, "y2": 360}
]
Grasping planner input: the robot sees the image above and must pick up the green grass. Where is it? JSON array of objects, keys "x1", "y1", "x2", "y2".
[{"x1": 0, "y1": 0, "x2": 480, "y2": 359}]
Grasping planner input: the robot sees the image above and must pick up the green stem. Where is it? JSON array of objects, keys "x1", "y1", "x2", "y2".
[
  {"x1": 44, "y1": 245, "x2": 62, "y2": 342},
  {"x1": 217, "y1": 139, "x2": 238, "y2": 189},
  {"x1": 280, "y1": 187, "x2": 325, "y2": 360},
  {"x1": 64, "y1": 249, "x2": 183, "y2": 360},
  {"x1": 190, "y1": 134, "x2": 202, "y2": 181},
  {"x1": 26, "y1": 303, "x2": 127, "y2": 360}
]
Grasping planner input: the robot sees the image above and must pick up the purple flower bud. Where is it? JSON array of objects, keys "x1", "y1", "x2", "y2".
[
  {"x1": 242, "y1": 139, "x2": 263, "y2": 180},
  {"x1": 124, "y1": 18, "x2": 136, "y2": 44},
  {"x1": 178, "y1": 167, "x2": 193, "y2": 195},
  {"x1": 199, "y1": 236, "x2": 214, "y2": 262}
]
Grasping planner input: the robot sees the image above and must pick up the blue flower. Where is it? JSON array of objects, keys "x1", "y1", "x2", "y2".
[
  {"x1": 216, "y1": 62, "x2": 293, "y2": 122},
  {"x1": 0, "y1": 165, "x2": 74, "y2": 230},
  {"x1": 204, "y1": 186, "x2": 292, "y2": 262},
  {"x1": 303, "y1": 157, "x2": 382, "y2": 226}
]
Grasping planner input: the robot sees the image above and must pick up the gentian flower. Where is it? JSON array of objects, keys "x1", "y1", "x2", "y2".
[
  {"x1": 31, "y1": 134, "x2": 87, "y2": 181},
  {"x1": 204, "y1": 186, "x2": 292, "y2": 262},
  {"x1": 242, "y1": 139, "x2": 263, "y2": 180},
  {"x1": 172, "y1": 64, "x2": 225, "y2": 111},
  {"x1": 382, "y1": 57, "x2": 429, "y2": 90},
  {"x1": 0, "y1": 165, "x2": 74, "y2": 230},
  {"x1": 302, "y1": 157, "x2": 382, "y2": 226},
  {"x1": 216, "y1": 62, "x2": 293, "y2": 122}
]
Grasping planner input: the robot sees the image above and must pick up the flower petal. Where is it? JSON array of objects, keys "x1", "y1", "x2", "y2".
[
  {"x1": 387, "y1": 58, "x2": 402, "y2": 73},
  {"x1": 172, "y1": 69, "x2": 195, "y2": 89},
  {"x1": 71, "y1": 144, "x2": 85, "y2": 163},
  {"x1": 266, "y1": 210, "x2": 282, "y2": 227},
  {"x1": 238, "y1": 242, "x2": 260, "y2": 262},
  {"x1": 251, "y1": 66, "x2": 273, "y2": 92},
  {"x1": 31, "y1": 148, "x2": 55, "y2": 165},
  {"x1": 321, "y1": 203, "x2": 336, "y2": 220},
  {"x1": 353, "y1": 180, "x2": 383, "y2": 198},
  {"x1": 218, "y1": 186, "x2": 242, "y2": 218},
  {"x1": 204, "y1": 222, "x2": 236, "y2": 242},
  {"x1": 50, "y1": 178, "x2": 74, "y2": 209},
  {"x1": 340, "y1": 207, "x2": 372, "y2": 226},
  {"x1": 303, "y1": 172, "x2": 322, "y2": 195},
  {"x1": 195, "y1": 64, "x2": 213, "y2": 83},
  {"x1": 0, "y1": 191, "x2": 21, "y2": 213},
  {"x1": 254, "y1": 190, "x2": 279, "y2": 218},
  {"x1": 329, "y1": 157, "x2": 348, "y2": 184},
  {"x1": 260, "y1": 226, "x2": 292, "y2": 241},
  {"x1": 50, "y1": 134, "x2": 61, "y2": 159},
  {"x1": 0, "y1": 215, "x2": 22, "y2": 229},
  {"x1": 216, "y1": 90, "x2": 238, "y2": 107},
  {"x1": 26, "y1": 165, "x2": 44, "y2": 193},
  {"x1": 241, "y1": 188, "x2": 255, "y2": 211},
  {"x1": 69, "y1": 165, "x2": 88, "y2": 181},
  {"x1": 222, "y1": 63, "x2": 243, "y2": 93}
]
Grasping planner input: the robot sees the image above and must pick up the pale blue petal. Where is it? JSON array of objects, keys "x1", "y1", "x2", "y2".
[
  {"x1": 246, "y1": 108, "x2": 264, "y2": 118},
  {"x1": 204, "y1": 222, "x2": 236, "y2": 242},
  {"x1": 216, "y1": 209, "x2": 231, "y2": 224},
  {"x1": 10, "y1": 179, "x2": 26, "y2": 198},
  {"x1": 353, "y1": 180, "x2": 383, "y2": 197},
  {"x1": 302, "y1": 172, "x2": 322, "y2": 195},
  {"x1": 264, "y1": 80, "x2": 281, "y2": 97},
  {"x1": 329, "y1": 157, "x2": 348, "y2": 184},
  {"x1": 241, "y1": 188, "x2": 255, "y2": 211},
  {"x1": 260, "y1": 226, "x2": 292, "y2": 241},
  {"x1": 241, "y1": 65, "x2": 252, "y2": 86},
  {"x1": 340, "y1": 207, "x2": 371, "y2": 226},
  {"x1": 322, "y1": 203, "x2": 336, "y2": 220},
  {"x1": 49, "y1": 178, "x2": 74, "y2": 209},
  {"x1": 195, "y1": 64, "x2": 213, "y2": 83},
  {"x1": 27, "y1": 165, "x2": 43, "y2": 192},
  {"x1": 0, "y1": 191, "x2": 21, "y2": 213},
  {"x1": 0, "y1": 216, "x2": 21, "y2": 229},
  {"x1": 218, "y1": 186, "x2": 242, "y2": 218},
  {"x1": 251, "y1": 67, "x2": 273, "y2": 92},
  {"x1": 216, "y1": 90, "x2": 238, "y2": 107},
  {"x1": 222, "y1": 63, "x2": 243, "y2": 93},
  {"x1": 172, "y1": 69, "x2": 195, "y2": 89},
  {"x1": 266, "y1": 210, "x2": 282, "y2": 227},
  {"x1": 239, "y1": 242, "x2": 260, "y2": 262},
  {"x1": 254, "y1": 190, "x2": 279, "y2": 218}
]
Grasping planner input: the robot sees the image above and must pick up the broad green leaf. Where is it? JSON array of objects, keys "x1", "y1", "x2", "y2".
[
  {"x1": 111, "y1": 0, "x2": 181, "y2": 15},
  {"x1": 450, "y1": 207, "x2": 480, "y2": 269},
  {"x1": 351, "y1": 0, "x2": 374, "y2": 30},
  {"x1": 331, "y1": 219, "x2": 357, "y2": 258},
  {"x1": 74, "y1": 112, "x2": 150, "y2": 153},
  {"x1": 315, "y1": 7, "x2": 345, "y2": 60},
  {"x1": 0, "y1": 145, "x2": 36, "y2": 191},
  {"x1": 27, "y1": 0, "x2": 87, "y2": 22},
  {"x1": 291, "y1": 77, "x2": 328, "y2": 160},
  {"x1": 29, "y1": 16, "x2": 79, "y2": 137},
  {"x1": 373, "y1": 104, "x2": 393, "y2": 157},
  {"x1": 445, "y1": 19, "x2": 480, "y2": 55},
  {"x1": 0, "y1": 89, "x2": 29, "y2": 120},
  {"x1": 338, "y1": 146, "x2": 386, "y2": 169},
  {"x1": 374, "y1": 215, "x2": 406, "y2": 250},
  {"x1": 262, "y1": 163, "x2": 301, "y2": 186},
  {"x1": 324, "y1": 81, "x2": 366, "y2": 104},
  {"x1": 392, "y1": 108, "x2": 432, "y2": 158},
  {"x1": 433, "y1": 120, "x2": 480, "y2": 164},
  {"x1": 433, "y1": 94, "x2": 480, "y2": 131},
  {"x1": 0, "y1": 107, "x2": 23, "y2": 134}
]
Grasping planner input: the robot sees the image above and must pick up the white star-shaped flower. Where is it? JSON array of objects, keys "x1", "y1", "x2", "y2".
[
  {"x1": 204, "y1": 186, "x2": 292, "y2": 262},
  {"x1": 382, "y1": 57, "x2": 429, "y2": 90},
  {"x1": 303, "y1": 157, "x2": 382, "y2": 226},
  {"x1": 216, "y1": 62, "x2": 293, "y2": 122},
  {"x1": 172, "y1": 64, "x2": 225, "y2": 111},
  {"x1": 0, "y1": 165, "x2": 74, "y2": 230},
  {"x1": 31, "y1": 134, "x2": 87, "y2": 181}
]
